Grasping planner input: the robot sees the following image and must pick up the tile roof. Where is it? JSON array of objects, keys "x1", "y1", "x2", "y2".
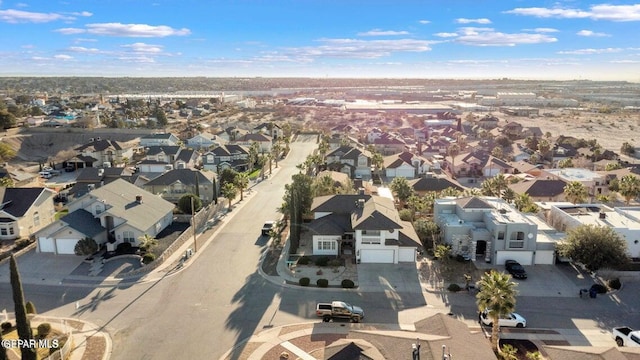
[{"x1": 0, "y1": 187, "x2": 51, "y2": 217}]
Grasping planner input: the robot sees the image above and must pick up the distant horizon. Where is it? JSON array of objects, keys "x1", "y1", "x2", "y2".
[{"x1": 1, "y1": 1, "x2": 640, "y2": 81}]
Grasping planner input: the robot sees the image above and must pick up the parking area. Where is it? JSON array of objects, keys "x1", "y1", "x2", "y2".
[{"x1": 0, "y1": 251, "x2": 85, "y2": 285}]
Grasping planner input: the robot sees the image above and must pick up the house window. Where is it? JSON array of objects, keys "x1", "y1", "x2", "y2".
[
  {"x1": 123, "y1": 231, "x2": 135, "y2": 243},
  {"x1": 95, "y1": 204, "x2": 103, "y2": 214},
  {"x1": 33, "y1": 212, "x2": 40, "y2": 227},
  {"x1": 508, "y1": 240, "x2": 524, "y2": 249},
  {"x1": 497, "y1": 231, "x2": 505, "y2": 240},
  {"x1": 0, "y1": 228, "x2": 6, "y2": 235},
  {"x1": 207, "y1": 155, "x2": 214, "y2": 163},
  {"x1": 9, "y1": 227, "x2": 14, "y2": 235},
  {"x1": 319, "y1": 241, "x2": 336, "y2": 251},
  {"x1": 510, "y1": 231, "x2": 525, "y2": 240},
  {"x1": 362, "y1": 230, "x2": 381, "y2": 236}
]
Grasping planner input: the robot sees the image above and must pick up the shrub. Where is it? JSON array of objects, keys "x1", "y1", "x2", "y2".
[
  {"x1": 447, "y1": 283, "x2": 462, "y2": 292},
  {"x1": 14, "y1": 238, "x2": 31, "y2": 250},
  {"x1": 299, "y1": 277, "x2": 310, "y2": 286},
  {"x1": 297, "y1": 256, "x2": 311, "y2": 265},
  {"x1": 608, "y1": 278, "x2": 621, "y2": 290},
  {"x1": 315, "y1": 256, "x2": 329, "y2": 267},
  {"x1": 74, "y1": 237, "x2": 98, "y2": 256},
  {"x1": 328, "y1": 259, "x2": 342, "y2": 267},
  {"x1": 1, "y1": 321, "x2": 12, "y2": 332},
  {"x1": 37, "y1": 323, "x2": 52, "y2": 337},
  {"x1": 142, "y1": 253, "x2": 156, "y2": 264},
  {"x1": 25, "y1": 301, "x2": 37, "y2": 314},
  {"x1": 116, "y1": 242, "x2": 133, "y2": 254},
  {"x1": 316, "y1": 278, "x2": 329, "y2": 288},
  {"x1": 341, "y1": 279, "x2": 355, "y2": 288},
  {"x1": 590, "y1": 283, "x2": 607, "y2": 294}
]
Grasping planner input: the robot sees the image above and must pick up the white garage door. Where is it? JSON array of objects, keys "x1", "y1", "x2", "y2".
[
  {"x1": 396, "y1": 168, "x2": 415, "y2": 179},
  {"x1": 56, "y1": 239, "x2": 79, "y2": 255},
  {"x1": 38, "y1": 237, "x2": 55, "y2": 253},
  {"x1": 534, "y1": 250, "x2": 555, "y2": 265},
  {"x1": 496, "y1": 251, "x2": 533, "y2": 266},
  {"x1": 361, "y1": 249, "x2": 394, "y2": 263},
  {"x1": 398, "y1": 248, "x2": 416, "y2": 262}
]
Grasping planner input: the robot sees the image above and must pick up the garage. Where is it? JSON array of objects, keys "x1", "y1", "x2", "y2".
[
  {"x1": 360, "y1": 249, "x2": 394, "y2": 263},
  {"x1": 55, "y1": 238, "x2": 80, "y2": 255},
  {"x1": 534, "y1": 250, "x2": 555, "y2": 265},
  {"x1": 496, "y1": 251, "x2": 533, "y2": 266},
  {"x1": 38, "y1": 237, "x2": 55, "y2": 253},
  {"x1": 398, "y1": 248, "x2": 416, "y2": 262}
]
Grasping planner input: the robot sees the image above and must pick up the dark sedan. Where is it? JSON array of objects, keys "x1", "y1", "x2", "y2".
[{"x1": 505, "y1": 260, "x2": 527, "y2": 279}]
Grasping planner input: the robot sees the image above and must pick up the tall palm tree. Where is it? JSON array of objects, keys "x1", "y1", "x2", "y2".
[
  {"x1": 476, "y1": 270, "x2": 518, "y2": 352},
  {"x1": 619, "y1": 174, "x2": 640, "y2": 205},
  {"x1": 447, "y1": 143, "x2": 460, "y2": 178},
  {"x1": 272, "y1": 140, "x2": 282, "y2": 168},
  {"x1": 138, "y1": 233, "x2": 158, "y2": 252},
  {"x1": 234, "y1": 172, "x2": 250, "y2": 201},
  {"x1": 564, "y1": 181, "x2": 588, "y2": 204}
]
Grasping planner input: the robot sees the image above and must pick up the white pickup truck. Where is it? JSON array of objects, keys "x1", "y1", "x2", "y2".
[
  {"x1": 316, "y1": 301, "x2": 364, "y2": 323},
  {"x1": 612, "y1": 327, "x2": 640, "y2": 347}
]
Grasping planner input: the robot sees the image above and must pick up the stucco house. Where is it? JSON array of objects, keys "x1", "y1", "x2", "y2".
[
  {"x1": 202, "y1": 144, "x2": 250, "y2": 173},
  {"x1": 325, "y1": 146, "x2": 372, "y2": 180},
  {"x1": 307, "y1": 194, "x2": 421, "y2": 264},
  {"x1": 434, "y1": 196, "x2": 544, "y2": 265},
  {"x1": 384, "y1": 152, "x2": 432, "y2": 179},
  {"x1": 186, "y1": 132, "x2": 218, "y2": 150},
  {"x1": 72, "y1": 138, "x2": 134, "y2": 168},
  {"x1": 36, "y1": 179, "x2": 174, "y2": 255},
  {"x1": 139, "y1": 133, "x2": 180, "y2": 147},
  {"x1": 252, "y1": 122, "x2": 283, "y2": 139},
  {"x1": 234, "y1": 133, "x2": 273, "y2": 153},
  {"x1": 143, "y1": 169, "x2": 217, "y2": 205},
  {"x1": 0, "y1": 187, "x2": 56, "y2": 241}
]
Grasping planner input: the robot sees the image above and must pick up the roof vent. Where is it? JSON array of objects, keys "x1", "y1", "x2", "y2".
[{"x1": 136, "y1": 195, "x2": 143, "y2": 204}]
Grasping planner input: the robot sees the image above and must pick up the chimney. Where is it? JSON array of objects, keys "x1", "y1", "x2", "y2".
[
  {"x1": 136, "y1": 195, "x2": 143, "y2": 204},
  {"x1": 356, "y1": 198, "x2": 366, "y2": 209},
  {"x1": 358, "y1": 188, "x2": 365, "y2": 195}
]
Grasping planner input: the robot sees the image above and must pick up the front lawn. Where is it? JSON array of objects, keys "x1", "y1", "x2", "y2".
[{"x1": 246, "y1": 168, "x2": 261, "y2": 179}]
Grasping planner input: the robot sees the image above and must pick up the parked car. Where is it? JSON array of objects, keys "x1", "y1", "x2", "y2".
[
  {"x1": 261, "y1": 221, "x2": 276, "y2": 236},
  {"x1": 480, "y1": 310, "x2": 526, "y2": 328},
  {"x1": 316, "y1": 301, "x2": 364, "y2": 323},
  {"x1": 505, "y1": 260, "x2": 527, "y2": 279},
  {"x1": 612, "y1": 326, "x2": 640, "y2": 347},
  {"x1": 39, "y1": 171, "x2": 53, "y2": 179}
]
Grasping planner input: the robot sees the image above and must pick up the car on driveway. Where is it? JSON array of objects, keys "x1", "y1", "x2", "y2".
[
  {"x1": 480, "y1": 310, "x2": 527, "y2": 328},
  {"x1": 505, "y1": 260, "x2": 527, "y2": 279},
  {"x1": 261, "y1": 221, "x2": 276, "y2": 236}
]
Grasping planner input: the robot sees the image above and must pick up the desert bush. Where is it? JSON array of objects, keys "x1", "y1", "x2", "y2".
[
  {"x1": 142, "y1": 253, "x2": 156, "y2": 264},
  {"x1": 25, "y1": 301, "x2": 37, "y2": 314},
  {"x1": 1, "y1": 321, "x2": 12, "y2": 332},
  {"x1": 608, "y1": 278, "x2": 621, "y2": 290},
  {"x1": 328, "y1": 259, "x2": 341, "y2": 267},
  {"x1": 316, "y1": 278, "x2": 329, "y2": 288},
  {"x1": 447, "y1": 283, "x2": 462, "y2": 292},
  {"x1": 297, "y1": 256, "x2": 311, "y2": 265},
  {"x1": 341, "y1": 279, "x2": 355, "y2": 288},
  {"x1": 116, "y1": 242, "x2": 133, "y2": 254},
  {"x1": 315, "y1": 256, "x2": 329, "y2": 267},
  {"x1": 299, "y1": 277, "x2": 310, "y2": 286},
  {"x1": 74, "y1": 237, "x2": 98, "y2": 256},
  {"x1": 37, "y1": 323, "x2": 51, "y2": 337}
]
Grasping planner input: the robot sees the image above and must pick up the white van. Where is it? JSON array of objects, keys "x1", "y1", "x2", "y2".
[{"x1": 39, "y1": 171, "x2": 53, "y2": 179}]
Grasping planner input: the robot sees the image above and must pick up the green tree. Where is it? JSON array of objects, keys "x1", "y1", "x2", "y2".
[
  {"x1": 621, "y1": 142, "x2": 635, "y2": 156},
  {"x1": 390, "y1": 177, "x2": 413, "y2": 205},
  {"x1": 284, "y1": 173, "x2": 313, "y2": 252},
  {"x1": 557, "y1": 224, "x2": 629, "y2": 271},
  {"x1": 502, "y1": 187, "x2": 516, "y2": 204},
  {"x1": 219, "y1": 168, "x2": 239, "y2": 188},
  {"x1": 312, "y1": 175, "x2": 336, "y2": 197},
  {"x1": 537, "y1": 138, "x2": 551, "y2": 162},
  {"x1": 138, "y1": 233, "x2": 158, "y2": 252},
  {"x1": 221, "y1": 183, "x2": 237, "y2": 210},
  {"x1": 0, "y1": 177, "x2": 14, "y2": 187},
  {"x1": 413, "y1": 219, "x2": 440, "y2": 251},
  {"x1": 0, "y1": 110, "x2": 17, "y2": 129},
  {"x1": 558, "y1": 158, "x2": 574, "y2": 168},
  {"x1": 514, "y1": 193, "x2": 539, "y2": 213},
  {"x1": 74, "y1": 237, "x2": 98, "y2": 256},
  {"x1": 178, "y1": 194, "x2": 202, "y2": 214},
  {"x1": 491, "y1": 146, "x2": 504, "y2": 159},
  {"x1": 447, "y1": 143, "x2": 460, "y2": 177},
  {"x1": 476, "y1": 270, "x2": 518, "y2": 352},
  {"x1": 564, "y1": 181, "x2": 588, "y2": 204},
  {"x1": 153, "y1": 107, "x2": 168, "y2": 128},
  {"x1": 605, "y1": 162, "x2": 622, "y2": 171},
  {"x1": 248, "y1": 142, "x2": 260, "y2": 172},
  {"x1": 618, "y1": 174, "x2": 640, "y2": 205},
  {"x1": 10, "y1": 255, "x2": 37, "y2": 360},
  {"x1": 0, "y1": 142, "x2": 17, "y2": 162},
  {"x1": 234, "y1": 172, "x2": 250, "y2": 202}
]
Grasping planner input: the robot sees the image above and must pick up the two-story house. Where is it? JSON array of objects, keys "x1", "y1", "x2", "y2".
[
  {"x1": 253, "y1": 122, "x2": 283, "y2": 140},
  {"x1": 67, "y1": 167, "x2": 134, "y2": 200},
  {"x1": 36, "y1": 179, "x2": 174, "y2": 255},
  {"x1": 543, "y1": 168, "x2": 608, "y2": 198},
  {"x1": 383, "y1": 151, "x2": 432, "y2": 179},
  {"x1": 143, "y1": 169, "x2": 217, "y2": 205},
  {"x1": 137, "y1": 146, "x2": 181, "y2": 173},
  {"x1": 308, "y1": 194, "x2": 421, "y2": 263},
  {"x1": 371, "y1": 134, "x2": 407, "y2": 155},
  {"x1": 186, "y1": 132, "x2": 219, "y2": 150},
  {"x1": 0, "y1": 187, "x2": 56, "y2": 241},
  {"x1": 234, "y1": 133, "x2": 273, "y2": 153},
  {"x1": 139, "y1": 133, "x2": 180, "y2": 147},
  {"x1": 434, "y1": 196, "x2": 540, "y2": 265},
  {"x1": 325, "y1": 146, "x2": 372, "y2": 180},
  {"x1": 202, "y1": 144, "x2": 250, "y2": 173},
  {"x1": 73, "y1": 138, "x2": 134, "y2": 168}
]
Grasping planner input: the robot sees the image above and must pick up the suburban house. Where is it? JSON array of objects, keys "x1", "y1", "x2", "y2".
[
  {"x1": 434, "y1": 196, "x2": 545, "y2": 265},
  {"x1": 36, "y1": 179, "x2": 174, "y2": 255},
  {"x1": 545, "y1": 203, "x2": 640, "y2": 259},
  {"x1": 371, "y1": 134, "x2": 407, "y2": 155},
  {"x1": 137, "y1": 146, "x2": 188, "y2": 173},
  {"x1": 383, "y1": 151, "x2": 432, "y2": 179},
  {"x1": 0, "y1": 187, "x2": 56, "y2": 241},
  {"x1": 253, "y1": 122, "x2": 283, "y2": 139},
  {"x1": 139, "y1": 133, "x2": 180, "y2": 147},
  {"x1": 202, "y1": 144, "x2": 250, "y2": 173},
  {"x1": 142, "y1": 169, "x2": 217, "y2": 205},
  {"x1": 448, "y1": 150, "x2": 490, "y2": 179},
  {"x1": 408, "y1": 175, "x2": 464, "y2": 196},
  {"x1": 186, "y1": 132, "x2": 218, "y2": 150},
  {"x1": 234, "y1": 133, "x2": 273, "y2": 153},
  {"x1": 72, "y1": 138, "x2": 134, "y2": 168},
  {"x1": 482, "y1": 156, "x2": 514, "y2": 177},
  {"x1": 508, "y1": 179, "x2": 567, "y2": 202},
  {"x1": 307, "y1": 194, "x2": 421, "y2": 264},
  {"x1": 67, "y1": 167, "x2": 134, "y2": 200},
  {"x1": 325, "y1": 146, "x2": 372, "y2": 180},
  {"x1": 215, "y1": 126, "x2": 248, "y2": 143},
  {"x1": 315, "y1": 170, "x2": 352, "y2": 192},
  {"x1": 543, "y1": 168, "x2": 609, "y2": 198}
]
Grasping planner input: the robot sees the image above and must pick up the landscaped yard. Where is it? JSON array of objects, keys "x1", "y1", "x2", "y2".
[{"x1": 2, "y1": 324, "x2": 68, "y2": 359}]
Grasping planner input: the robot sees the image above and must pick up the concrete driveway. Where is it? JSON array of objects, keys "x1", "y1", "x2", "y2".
[
  {"x1": 357, "y1": 263, "x2": 423, "y2": 293},
  {"x1": 0, "y1": 250, "x2": 85, "y2": 285},
  {"x1": 506, "y1": 263, "x2": 595, "y2": 298}
]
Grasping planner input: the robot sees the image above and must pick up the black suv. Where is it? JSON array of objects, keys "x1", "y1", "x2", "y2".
[{"x1": 505, "y1": 260, "x2": 527, "y2": 279}]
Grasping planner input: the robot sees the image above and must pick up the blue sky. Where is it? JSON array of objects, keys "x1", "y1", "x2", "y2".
[{"x1": 1, "y1": 1, "x2": 639, "y2": 80}]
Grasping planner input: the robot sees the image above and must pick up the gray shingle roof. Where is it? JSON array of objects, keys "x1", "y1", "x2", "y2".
[
  {"x1": 408, "y1": 177, "x2": 463, "y2": 193},
  {"x1": 351, "y1": 196, "x2": 402, "y2": 230},
  {"x1": 60, "y1": 209, "x2": 105, "y2": 238},
  {"x1": 144, "y1": 169, "x2": 212, "y2": 186},
  {"x1": 146, "y1": 146, "x2": 181, "y2": 156},
  {"x1": 0, "y1": 187, "x2": 51, "y2": 217},
  {"x1": 508, "y1": 179, "x2": 567, "y2": 197},
  {"x1": 455, "y1": 197, "x2": 494, "y2": 209},
  {"x1": 75, "y1": 139, "x2": 124, "y2": 152}
]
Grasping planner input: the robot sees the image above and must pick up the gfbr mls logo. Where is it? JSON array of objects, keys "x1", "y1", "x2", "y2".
[{"x1": 1, "y1": 338, "x2": 60, "y2": 349}]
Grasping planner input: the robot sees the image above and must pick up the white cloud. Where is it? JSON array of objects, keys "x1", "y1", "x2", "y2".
[
  {"x1": 68, "y1": 46, "x2": 101, "y2": 54},
  {"x1": 505, "y1": 4, "x2": 640, "y2": 22},
  {"x1": 419, "y1": 20, "x2": 431, "y2": 24},
  {"x1": 56, "y1": 23, "x2": 191, "y2": 37},
  {"x1": 54, "y1": 54, "x2": 73, "y2": 60},
  {"x1": 121, "y1": 42, "x2": 164, "y2": 53},
  {"x1": 557, "y1": 48, "x2": 623, "y2": 55},
  {"x1": 455, "y1": 28, "x2": 557, "y2": 46},
  {"x1": 357, "y1": 29, "x2": 410, "y2": 36},
  {"x1": 434, "y1": 32, "x2": 458, "y2": 38},
  {"x1": 69, "y1": 11, "x2": 92, "y2": 17},
  {"x1": 117, "y1": 56, "x2": 155, "y2": 63},
  {"x1": 456, "y1": 18, "x2": 492, "y2": 24},
  {"x1": 0, "y1": 9, "x2": 67, "y2": 23},
  {"x1": 610, "y1": 60, "x2": 640, "y2": 63},
  {"x1": 530, "y1": 28, "x2": 559, "y2": 33},
  {"x1": 577, "y1": 30, "x2": 609, "y2": 37},
  {"x1": 283, "y1": 38, "x2": 434, "y2": 60}
]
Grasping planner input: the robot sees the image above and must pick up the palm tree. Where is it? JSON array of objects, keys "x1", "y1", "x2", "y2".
[
  {"x1": 248, "y1": 142, "x2": 260, "y2": 172},
  {"x1": 272, "y1": 140, "x2": 282, "y2": 168},
  {"x1": 537, "y1": 139, "x2": 551, "y2": 162},
  {"x1": 234, "y1": 172, "x2": 250, "y2": 201},
  {"x1": 564, "y1": 181, "x2": 588, "y2": 204},
  {"x1": 447, "y1": 143, "x2": 460, "y2": 178},
  {"x1": 221, "y1": 183, "x2": 237, "y2": 210},
  {"x1": 390, "y1": 177, "x2": 413, "y2": 206},
  {"x1": 313, "y1": 175, "x2": 335, "y2": 197},
  {"x1": 476, "y1": 270, "x2": 518, "y2": 352},
  {"x1": 138, "y1": 233, "x2": 158, "y2": 252},
  {"x1": 619, "y1": 174, "x2": 640, "y2": 205}
]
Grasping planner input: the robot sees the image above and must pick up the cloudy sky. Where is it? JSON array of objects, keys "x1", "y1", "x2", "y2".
[{"x1": 1, "y1": 0, "x2": 639, "y2": 80}]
